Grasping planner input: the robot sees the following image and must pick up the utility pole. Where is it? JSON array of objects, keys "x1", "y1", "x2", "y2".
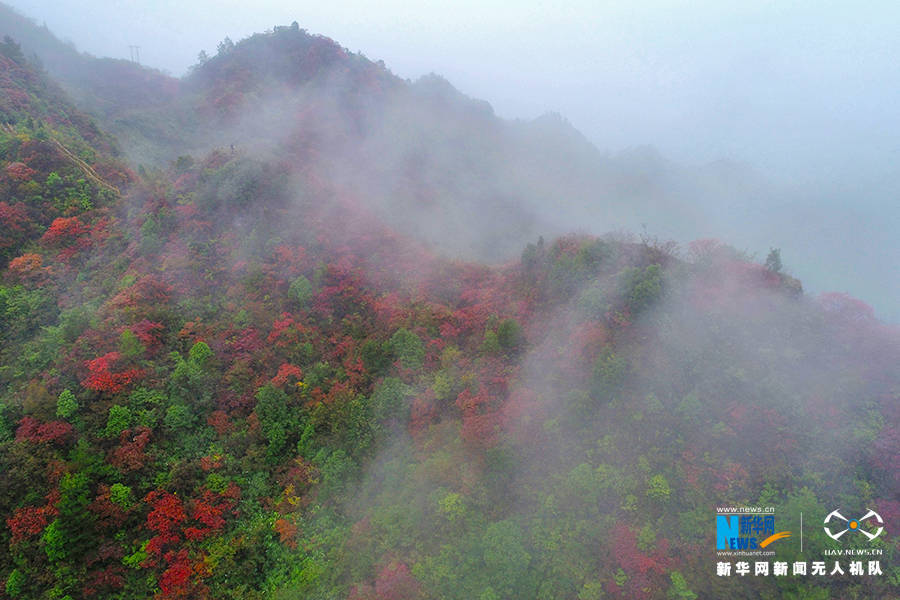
[{"x1": 129, "y1": 45, "x2": 141, "y2": 64}]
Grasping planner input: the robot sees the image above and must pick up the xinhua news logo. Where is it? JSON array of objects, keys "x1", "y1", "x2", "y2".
[{"x1": 717, "y1": 513, "x2": 791, "y2": 551}]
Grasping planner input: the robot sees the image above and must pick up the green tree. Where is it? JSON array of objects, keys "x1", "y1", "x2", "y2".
[
  {"x1": 42, "y1": 519, "x2": 66, "y2": 561},
  {"x1": 765, "y1": 248, "x2": 782, "y2": 273},
  {"x1": 188, "y1": 340, "x2": 213, "y2": 366},
  {"x1": 592, "y1": 348, "x2": 627, "y2": 400},
  {"x1": 666, "y1": 571, "x2": 697, "y2": 599},
  {"x1": 119, "y1": 328, "x2": 144, "y2": 358},
  {"x1": 496, "y1": 318, "x2": 523, "y2": 352},
  {"x1": 371, "y1": 377, "x2": 412, "y2": 422},
  {"x1": 56, "y1": 389, "x2": 78, "y2": 419},
  {"x1": 255, "y1": 384, "x2": 293, "y2": 461},
  {"x1": 578, "y1": 580, "x2": 605, "y2": 600},
  {"x1": 109, "y1": 483, "x2": 133, "y2": 508},
  {"x1": 481, "y1": 520, "x2": 530, "y2": 598},
  {"x1": 104, "y1": 404, "x2": 131, "y2": 438},
  {"x1": 621, "y1": 264, "x2": 663, "y2": 313},
  {"x1": 289, "y1": 275, "x2": 314, "y2": 308},
  {"x1": 481, "y1": 329, "x2": 500, "y2": 355},
  {"x1": 390, "y1": 328, "x2": 424, "y2": 370},
  {"x1": 5, "y1": 568, "x2": 25, "y2": 597},
  {"x1": 647, "y1": 474, "x2": 671, "y2": 501},
  {"x1": 164, "y1": 403, "x2": 196, "y2": 431},
  {"x1": 170, "y1": 341, "x2": 215, "y2": 405}
]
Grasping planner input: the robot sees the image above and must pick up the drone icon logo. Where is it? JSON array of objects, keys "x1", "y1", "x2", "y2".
[{"x1": 823, "y1": 509, "x2": 884, "y2": 541}]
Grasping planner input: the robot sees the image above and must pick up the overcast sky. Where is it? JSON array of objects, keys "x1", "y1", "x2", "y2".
[{"x1": 11, "y1": 0, "x2": 900, "y2": 186}]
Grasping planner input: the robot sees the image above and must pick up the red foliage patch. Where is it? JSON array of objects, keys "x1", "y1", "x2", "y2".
[
  {"x1": 6, "y1": 502, "x2": 56, "y2": 543},
  {"x1": 82, "y1": 565, "x2": 125, "y2": 597},
  {"x1": 110, "y1": 426, "x2": 152, "y2": 472},
  {"x1": 7, "y1": 252, "x2": 47, "y2": 281},
  {"x1": 5, "y1": 161, "x2": 36, "y2": 181},
  {"x1": 206, "y1": 410, "x2": 232, "y2": 436},
  {"x1": 274, "y1": 518, "x2": 298, "y2": 548},
  {"x1": 15, "y1": 416, "x2": 74, "y2": 445},
  {"x1": 130, "y1": 319, "x2": 165, "y2": 351},
  {"x1": 0, "y1": 201, "x2": 31, "y2": 249},
  {"x1": 108, "y1": 275, "x2": 173, "y2": 312},
  {"x1": 82, "y1": 351, "x2": 144, "y2": 394},
  {"x1": 271, "y1": 362, "x2": 303, "y2": 387},
  {"x1": 88, "y1": 485, "x2": 129, "y2": 530},
  {"x1": 158, "y1": 549, "x2": 193, "y2": 596},
  {"x1": 456, "y1": 385, "x2": 505, "y2": 447},
  {"x1": 42, "y1": 216, "x2": 88, "y2": 244},
  {"x1": 374, "y1": 561, "x2": 421, "y2": 600}
]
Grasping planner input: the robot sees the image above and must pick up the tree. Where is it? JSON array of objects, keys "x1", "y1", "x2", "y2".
[
  {"x1": 254, "y1": 384, "x2": 293, "y2": 460},
  {"x1": 217, "y1": 36, "x2": 234, "y2": 55},
  {"x1": 164, "y1": 404, "x2": 196, "y2": 431},
  {"x1": 119, "y1": 329, "x2": 144, "y2": 358},
  {"x1": 188, "y1": 340, "x2": 213, "y2": 366},
  {"x1": 481, "y1": 520, "x2": 530, "y2": 599},
  {"x1": 104, "y1": 405, "x2": 131, "y2": 438},
  {"x1": 371, "y1": 377, "x2": 412, "y2": 422},
  {"x1": 621, "y1": 264, "x2": 663, "y2": 314},
  {"x1": 647, "y1": 474, "x2": 671, "y2": 501},
  {"x1": 56, "y1": 389, "x2": 78, "y2": 419},
  {"x1": 390, "y1": 328, "x2": 424, "y2": 370},
  {"x1": 169, "y1": 341, "x2": 215, "y2": 406},
  {"x1": 496, "y1": 318, "x2": 523, "y2": 352},
  {"x1": 765, "y1": 248, "x2": 782, "y2": 273},
  {"x1": 5, "y1": 568, "x2": 26, "y2": 597},
  {"x1": 289, "y1": 275, "x2": 314, "y2": 308},
  {"x1": 374, "y1": 561, "x2": 422, "y2": 600},
  {"x1": 108, "y1": 483, "x2": 133, "y2": 508},
  {"x1": 0, "y1": 35, "x2": 25, "y2": 63},
  {"x1": 82, "y1": 352, "x2": 144, "y2": 394},
  {"x1": 592, "y1": 348, "x2": 627, "y2": 400},
  {"x1": 42, "y1": 519, "x2": 66, "y2": 561},
  {"x1": 666, "y1": 571, "x2": 697, "y2": 599}
]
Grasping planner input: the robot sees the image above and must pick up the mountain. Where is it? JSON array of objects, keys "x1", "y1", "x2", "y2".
[
  {"x1": 0, "y1": 36, "x2": 131, "y2": 268},
  {"x1": 0, "y1": 9, "x2": 898, "y2": 600},
  {"x1": 1, "y1": 6, "x2": 778, "y2": 263}
]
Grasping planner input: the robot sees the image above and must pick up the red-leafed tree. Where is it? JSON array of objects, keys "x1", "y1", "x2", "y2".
[
  {"x1": 82, "y1": 351, "x2": 144, "y2": 394},
  {"x1": 271, "y1": 363, "x2": 303, "y2": 387},
  {"x1": 157, "y1": 549, "x2": 196, "y2": 597},
  {"x1": 0, "y1": 200, "x2": 34, "y2": 256},
  {"x1": 5, "y1": 161, "x2": 36, "y2": 181},
  {"x1": 130, "y1": 320, "x2": 165, "y2": 352},
  {"x1": 143, "y1": 490, "x2": 186, "y2": 563},
  {"x1": 456, "y1": 385, "x2": 505, "y2": 447},
  {"x1": 88, "y1": 485, "x2": 129, "y2": 529},
  {"x1": 6, "y1": 501, "x2": 58, "y2": 544},
  {"x1": 374, "y1": 561, "x2": 421, "y2": 600},
  {"x1": 109, "y1": 427, "x2": 152, "y2": 472},
  {"x1": 41, "y1": 216, "x2": 88, "y2": 244},
  {"x1": 82, "y1": 565, "x2": 126, "y2": 597},
  {"x1": 15, "y1": 416, "x2": 74, "y2": 445}
]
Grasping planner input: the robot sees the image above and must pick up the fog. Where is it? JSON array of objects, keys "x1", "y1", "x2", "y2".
[
  {"x1": 8, "y1": 1, "x2": 898, "y2": 323},
  {"x1": 13, "y1": 1, "x2": 900, "y2": 178}
]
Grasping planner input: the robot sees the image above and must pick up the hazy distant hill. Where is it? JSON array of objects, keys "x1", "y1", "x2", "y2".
[{"x1": 0, "y1": 5, "x2": 776, "y2": 262}]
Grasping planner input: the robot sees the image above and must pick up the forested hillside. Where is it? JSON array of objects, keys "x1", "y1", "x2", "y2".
[{"x1": 0, "y1": 11, "x2": 898, "y2": 600}]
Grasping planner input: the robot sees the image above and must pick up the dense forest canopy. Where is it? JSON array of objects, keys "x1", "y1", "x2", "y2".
[{"x1": 0, "y1": 5, "x2": 898, "y2": 600}]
